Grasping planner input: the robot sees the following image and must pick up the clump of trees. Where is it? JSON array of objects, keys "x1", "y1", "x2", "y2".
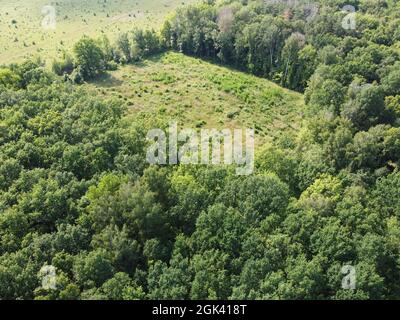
[
  {"x1": 161, "y1": 0, "x2": 400, "y2": 92},
  {"x1": 51, "y1": 30, "x2": 163, "y2": 83}
]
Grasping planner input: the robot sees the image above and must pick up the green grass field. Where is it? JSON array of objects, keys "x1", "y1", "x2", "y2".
[
  {"x1": 87, "y1": 52, "x2": 305, "y2": 145},
  {"x1": 0, "y1": 0, "x2": 195, "y2": 64},
  {"x1": 0, "y1": 1, "x2": 305, "y2": 144}
]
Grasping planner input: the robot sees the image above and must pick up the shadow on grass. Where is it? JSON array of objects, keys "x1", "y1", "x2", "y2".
[
  {"x1": 130, "y1": 53, "x2": 166, "y2": 67},
  {"x1": 89, "y1": 72, "x2": 124, "y2": 88}
]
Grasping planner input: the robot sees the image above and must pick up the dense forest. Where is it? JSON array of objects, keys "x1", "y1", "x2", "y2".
[{"x1": 1, "y1": 0, "x2": 400, "y2": 300}]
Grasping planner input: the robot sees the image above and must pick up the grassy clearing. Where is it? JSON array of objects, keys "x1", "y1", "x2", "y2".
[
  {"x1": 87, "y1": 52, "x2": 305, "y2": 145},
  {"x1": 0, "y1": 0, "x2": 196, "y2": 64}
]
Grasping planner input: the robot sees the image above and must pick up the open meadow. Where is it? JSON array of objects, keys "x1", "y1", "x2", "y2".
[
  {"x1": 0, "y1": 0, "x2": 195, "y2": 64},
  {"x1": 87, "y1": 52, "x2": 305, "y2": 145}
]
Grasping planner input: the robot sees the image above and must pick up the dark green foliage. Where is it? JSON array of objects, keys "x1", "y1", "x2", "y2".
[
  {"x1": 1, "y1": 0, "x2": 400, "y2": 301},
  {"x1": 52, "y1": 53, "x2": 74, "y2": 76},
  {"x1": 73, "y1": 37, "x2": 106, "y2": 80}
]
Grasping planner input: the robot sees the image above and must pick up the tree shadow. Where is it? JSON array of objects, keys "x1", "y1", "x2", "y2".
[
  {"x1": 129, "y1": 53, "x2": 166, "y2": 68},
  {"x1": 130, "y1": 60, "x2": 149, "y2": 68},
  {"x1": 90, "y1": 73, "x2": 124, "y2": 88}
]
